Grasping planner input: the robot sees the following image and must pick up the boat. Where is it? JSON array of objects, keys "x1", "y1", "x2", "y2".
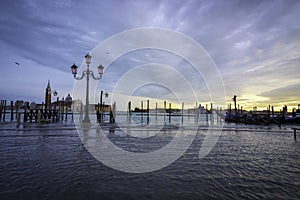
[{"x1": 285, "y1": 104, "x2": 300, "y2": 124}]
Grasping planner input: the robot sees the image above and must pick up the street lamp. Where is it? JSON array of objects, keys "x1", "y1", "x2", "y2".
[{"x1": 71, "y1": 53, "x2": 104, "y2": 125}]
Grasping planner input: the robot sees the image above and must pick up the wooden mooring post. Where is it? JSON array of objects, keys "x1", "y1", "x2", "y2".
[
  {"x1": 147, "y1": 100, "x2": 150, "y2": 125},
  {"x1": 164, "y1": 101, "x2": 166, "y2": 123},
  {"x1": 10, "y1": 101, "x2": 13, "y2": 121},
  {"x1": 181, "y1": 102, "x2": 184, "y2": 124},
  {"x1": 141, "y1": 100, "x2": 143, "y2": 124},
  {"x1": 127, "y1": 101, "x2": 131, "y2": 123},
  {"x1": 155, "y1": 102, "x2": 158, "y2": 122},
  {"x1": 3, "y1": 100, "x2": 7, "y2": 122},
  {"x1": 206, "y1": 104, "x2": 208, "y2": 122},
  {"x1": 169, "y1": 103, "x2": 172, "y2": 123},
  {"x1": 0, "y1": 100, "x2": 3, "y2": 121},
  {"x1": 292, "y1": 128, "x2": 299, "y2": 141}
]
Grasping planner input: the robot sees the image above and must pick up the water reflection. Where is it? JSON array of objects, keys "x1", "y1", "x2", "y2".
[{"x1": 0, "y1": 122, "x2": 299, "y2": 199}]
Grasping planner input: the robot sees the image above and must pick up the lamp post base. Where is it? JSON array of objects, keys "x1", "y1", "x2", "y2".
[{"x1": 80, "y1": 120, "x2": 91, "y2": 129}]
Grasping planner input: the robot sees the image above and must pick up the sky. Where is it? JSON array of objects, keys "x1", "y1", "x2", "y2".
[{"x1": 0, "y1": 0, "x2": 299, "y2": 111}]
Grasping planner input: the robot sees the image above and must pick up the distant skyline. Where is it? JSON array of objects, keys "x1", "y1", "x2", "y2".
[{"x1": 0, "y1": 0, "x2": 299, "y2": 111}]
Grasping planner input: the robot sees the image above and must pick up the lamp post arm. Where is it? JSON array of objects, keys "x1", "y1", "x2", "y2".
[
  {"x1": 74, "y1": 71, "x2": 87, "y2": 80},
  {"x1": 90, "y1": 71, "x2": 102, "y2": 80}
]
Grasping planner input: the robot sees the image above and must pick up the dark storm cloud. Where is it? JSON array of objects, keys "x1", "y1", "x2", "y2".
[{"x1": 0, "y1": 0, "x2": 299, "y2": 106}]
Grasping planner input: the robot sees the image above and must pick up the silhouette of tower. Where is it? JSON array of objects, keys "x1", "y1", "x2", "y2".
[{"x1": 45, "y1": 80, "x2": 51, "y2": 110}]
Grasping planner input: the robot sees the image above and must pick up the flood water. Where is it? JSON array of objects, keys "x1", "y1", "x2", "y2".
[{"x1": 0, "y1": 119, "x2": 300, "y2": 199}]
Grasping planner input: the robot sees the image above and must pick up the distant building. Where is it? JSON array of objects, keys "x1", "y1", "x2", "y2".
[{"x1": 45, "y1": 80, "x2": 51, "y2": 110}]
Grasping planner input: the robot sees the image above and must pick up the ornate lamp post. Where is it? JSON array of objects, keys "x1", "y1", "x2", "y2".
[{"x1": 71, "y1": 53, "x2": 104, "y2": 125}]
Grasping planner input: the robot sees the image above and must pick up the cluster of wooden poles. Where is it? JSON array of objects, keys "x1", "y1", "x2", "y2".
[{"x1": 0, "y1": 100, "x2": 73, "y2": 123}]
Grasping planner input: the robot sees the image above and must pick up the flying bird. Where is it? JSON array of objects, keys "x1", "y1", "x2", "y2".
[{"x1": 15, "y1": 62, "x2": 20, "y2": 65}]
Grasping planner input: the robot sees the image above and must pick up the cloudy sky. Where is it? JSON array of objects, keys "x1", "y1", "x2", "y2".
[{"x1": 0, "y1": 0, "x2": 299, "y2": 111}]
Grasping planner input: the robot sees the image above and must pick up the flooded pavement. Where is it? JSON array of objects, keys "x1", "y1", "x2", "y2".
[{"x1": 0, "y1": 122, "x2": 300, "y2": 199}]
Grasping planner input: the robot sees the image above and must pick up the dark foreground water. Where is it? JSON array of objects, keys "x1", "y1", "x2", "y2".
[{"x1": 0, "y1": 122, "x2": 299, "y2": 200}]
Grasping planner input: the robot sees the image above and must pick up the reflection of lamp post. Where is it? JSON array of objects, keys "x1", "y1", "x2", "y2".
[
  {"x1": 71, "y1": 53, "x2": 104, "y2": 125},
  {"x1": 100, "y1": 90, "x2": 109, "y2": 122}
]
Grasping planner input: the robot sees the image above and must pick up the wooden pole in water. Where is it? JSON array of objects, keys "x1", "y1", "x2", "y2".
[
  {"x1": 65, "y1": 104, "x2": 68, "y2": 121},
  {"x1": 0, "y1": 100, "x2": 3, "y2": 121},
  {"x1": 164, "y1": 101, "x2": 166, "y2": 123},
  {"x1": 141, "y1": 100, "x2": 143, "y2": 111},
  {"x1": 211, "y1": 102, "x2": 214, "y2": 124},
  {"x1": 15, "y1": 101, "x2": 19, "y2": 120},
  {"x1": 220, "y1": 107, "x2": 223, "y2": 122},
  {"x1": 147, "y1": 100, "x2": 150, "y2": 125},
  {"x1": 216, "y1": 107, "x2": 219, "y2": 123},
  {"x1": 3, "y1": 100, "x2": 7, "y2": 122},
  {"x1": 206, "y1": 104, "x2": 208, "y2": 122},
  {"x1": 195, "y1": 102, "x2": 198, "y2": 123},
  {"x1": 10, "y1": 101, "x2": 14, "y2": 121},
  {"x1": 99, "y1": 91, "x2": 103, "y2": 123},
  {"x1": 268, "y1": 105, "x2": 271, "y2": 121},
  {"x1": 169, "y1": 102, "x2": 171, "y2": 123},
  {"x1": 155, "y1": 102, "x2": 158, "y2": 122},
  {"x1": 128, "y1": 101, "x2": 131, "y2": 115},
  {"x1": 233, "y1": 95, "x2": 237, "y2": 123},
  {"x1": 23, "y1": 102, "x2": 27, "y2": 122},
  {"x1": 127, "y1": 101, "x2": 131, "y2": 123},
  {"x1": 141, "y1": 100, "x2": 143, "y2": 124},
  {"x1": 71, "y1": 102, "x2": 74, "y2": 122},
  {"x1": 229, "y1": 103, "x2": 232, "y2": 122},
  {"x1": 181, "y1": 102, "x2": 184, "y2": 124}
]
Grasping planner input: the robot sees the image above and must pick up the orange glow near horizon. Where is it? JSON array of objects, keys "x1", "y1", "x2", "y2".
[{"x1": 226, "y1": 94, "x2": 299, "y2": 112}]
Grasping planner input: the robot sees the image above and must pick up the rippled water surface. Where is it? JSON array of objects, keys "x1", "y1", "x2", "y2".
[{"x1": 0, "y1": 122, "x2": 300, "y2": 199}]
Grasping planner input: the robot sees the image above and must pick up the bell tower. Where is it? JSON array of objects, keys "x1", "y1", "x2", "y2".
[{"x1": 45, "y1": 80, "x2": 51, "y2": 110}]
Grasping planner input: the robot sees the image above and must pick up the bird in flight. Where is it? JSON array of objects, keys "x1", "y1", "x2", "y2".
[{"x1": 15, "y1": 62, "x2": 20, "y2": 65}]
